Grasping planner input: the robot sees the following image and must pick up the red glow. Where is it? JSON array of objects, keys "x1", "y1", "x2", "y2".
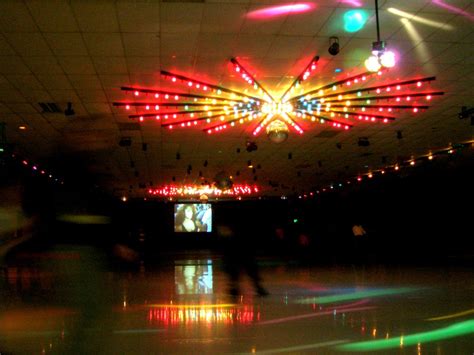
[{"x1": 246, "y1": 3, "x2": 315, "y2": 19}]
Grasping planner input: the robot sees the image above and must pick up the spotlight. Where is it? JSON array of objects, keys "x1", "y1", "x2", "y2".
[
  {"x1": 365, "y1": 1, "x2": 397, "y2": 72},
  {"x1": 64, "y1": 102, "x2": 75, "y2": 116},
  {"x1": 328, "y1": 37, "x2": 340, "y2": 56}
]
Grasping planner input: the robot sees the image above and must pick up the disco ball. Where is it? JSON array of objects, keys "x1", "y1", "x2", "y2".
[{"x1": 266, "y1": 119, "x2": 289, "y2": 143}]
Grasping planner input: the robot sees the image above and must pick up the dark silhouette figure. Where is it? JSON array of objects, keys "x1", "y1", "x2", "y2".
[{"x1": 218, "y1": 223, "x2": 268, "y2": 297}]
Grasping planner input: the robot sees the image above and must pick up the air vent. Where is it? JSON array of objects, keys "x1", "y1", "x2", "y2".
[
  {"x1": 38, "y1": 102, "x2": 61, "y2": 113},
  {"x1": 118, "y1": 122, "x2": 141, "y2": 131},
  {"x1": 314, "y1": 130, "x2": 340, "y2": 138}
]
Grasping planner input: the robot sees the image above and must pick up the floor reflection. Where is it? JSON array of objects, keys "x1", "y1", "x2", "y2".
[{"x1": 1, "y1": 252, "x2": 474, "y2": 354}]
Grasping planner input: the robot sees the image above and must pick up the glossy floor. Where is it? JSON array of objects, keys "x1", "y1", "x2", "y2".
[{"x1": 1, "y1": 247, "x2": 473, "y2": 354}]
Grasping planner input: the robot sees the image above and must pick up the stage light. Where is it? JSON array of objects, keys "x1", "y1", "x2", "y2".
[
  {"x1": 365, "y1": 1, "x2": 396, "y2": 72},
  {"x1": 328, "y1": 37, "x2": 340, "y2": 56}
]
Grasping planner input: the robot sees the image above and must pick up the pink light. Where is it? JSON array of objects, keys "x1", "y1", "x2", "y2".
[
  {"x1": 432, "y1": 0, "x2": 474, "y2": 21},
  {"x1": 246, "y1": 3, "x2": 315, "y2": 19},
  {"x1": 340, "y1": 0, "x2": 362, "y2": 7},
  {"x1": 125, "y1": 105, "x2": 130, "y2": 110},
  {"x1": 134, "y1": 91, "x2": 139, "y2": 96}
]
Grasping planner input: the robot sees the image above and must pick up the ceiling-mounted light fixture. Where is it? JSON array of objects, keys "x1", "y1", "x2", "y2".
[
  {"x1": 365, "y1": 0, "x2": 396, "y2": 72},
  {"x1": 328, "y1": 36, "x2": 340, "y2": 56}
]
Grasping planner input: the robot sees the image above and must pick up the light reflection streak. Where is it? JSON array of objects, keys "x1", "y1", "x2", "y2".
[
  {"x1": 148, "y1": 305, "x2": 259, "y2": 325},
  {"x1": 432, "y1": 0, "x2": 474, "y2": 22},
  {"x1": 258, "y1": 306, "x2": 375, "y2": 325},
  {"x1": 240, "y1": 339, "x2": 349, "y2": 354},
  {"x1": 296, "y1": 287, "x2": 416, "y2": 304},
  {"x1": 336, "y1": 319, "x2": 474, "y2": 352},
  {"x1": 388, "y1": 8, "x2": 454, "y2": 30},
  {"x1": 400, "y1": 18, "x2": 435, "y2": 72},
  {"x1": 427, "y1": 308, "x2": 474, "y2": 321},
  {"x1": 246, "y1": 3, "x2": 315, "y2": 19}
]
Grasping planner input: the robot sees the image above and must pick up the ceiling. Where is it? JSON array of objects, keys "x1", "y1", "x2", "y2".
[{"x1": 0, "y1": 0, "x2": 473, "y2": 199}]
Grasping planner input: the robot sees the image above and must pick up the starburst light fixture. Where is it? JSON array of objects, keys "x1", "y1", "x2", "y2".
[{"x1": 113, "y1": 55, "x2": 443, "y2": 142}]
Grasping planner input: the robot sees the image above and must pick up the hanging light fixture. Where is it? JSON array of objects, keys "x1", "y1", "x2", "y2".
[{"x1": 365, "y1": 0, "x2": 396, "y2": 72}]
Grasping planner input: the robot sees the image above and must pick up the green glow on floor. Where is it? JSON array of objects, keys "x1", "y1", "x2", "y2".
[
  {"x1": 337, "y1": 320, "x2": 474, "y2": 352},
  {"x1": 296, "y1": 287, "x2": 415, "y2": 304}
]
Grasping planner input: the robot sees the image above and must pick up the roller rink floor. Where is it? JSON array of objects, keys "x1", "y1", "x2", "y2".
[{"x1": 1, "y1": 245, "x2": 474, "y2": 354}]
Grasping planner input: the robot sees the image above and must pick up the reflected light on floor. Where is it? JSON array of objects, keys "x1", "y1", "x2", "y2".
[
  {"x1": 148, "y1": 304, "x2": 259, "y2": 325},
  {"x1": 336, "y1": 319, "x2": 474, "y2": 351},
  {"x1": 296, "y1": 287, "x2": 416, "y2": 304}
]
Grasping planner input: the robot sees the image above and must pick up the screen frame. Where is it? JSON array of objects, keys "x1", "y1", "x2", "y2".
[{"x1": 173, "y1": 203, "x2": 212, "y2": 233}]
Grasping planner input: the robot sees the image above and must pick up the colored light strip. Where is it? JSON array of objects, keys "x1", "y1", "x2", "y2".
[
  {"x1": 252, "y1": 113, "x2": 274, "y2": 137},
  {"x1": 281, "y1": 55, "x2": 320, "y2": 101},
  {"x1": 288, "y1": 70, "x2": 383, "y2": 102},
  {"x1": 161, "y1": 70, "x2": 262, "y2": 102},
  {"x1": 329, "y1": 110, "x2": 395, "y2": 121},
  {"x1": 119, "y1": 87, "x2": 236, "y2": 103},
  {"x1": 298, "y1": 76, "x2": 437, "y2": 102},
  {"x1": 293, "y1": 111, "x2": 353, "y2": 129},
  {"x1": 231, "y1": 58, "x2": 274, "y2": 102},
  {"x1": 296, "y1": 287, "x2": 416, "y2": 304},
  {"x1": 282, "y1": 112, "x2": 304, "y2": 134},
  {"x1": 322, "y1": 91, "x2": 444, "y2": 104},
  {"x1": 148, "y1": 185, "x2": 260, "y2": 196}
]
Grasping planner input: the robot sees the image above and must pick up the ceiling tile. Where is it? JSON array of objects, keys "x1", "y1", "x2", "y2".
[
  {"x1": 5, "y1": 74, "x2": 44, "y2": 91},
  {"x1": 25, "y1": 0, "x2": 78, "y2": 32},
  {"x1": 6, "y1": 103, "x2": 38, "y2": 114},
  {"x1": 76, "y1": 89, "x2": 108, "y2": 103},
  {"x1": 93, "y1": 57, "x2": 128, "y2": 74},
  {"x1": 22, "y1": 56, "x2": 64, "y2": 74},
  {"x1": 0, "y1": 1, "x2": 37, "y2": 32},
  {"x1": 99, "y1": 74, "x2": 130, "y2": 89},
  {"x1": 201, "y1": 3, "x2": 247, "y2": 33},
  {"x1": 126, "y1": 57, "x2": 160, "y2": 74},
  {"x1": 36, "y1": 74, "x2": 73, "y2": 91},
  {"x1": 122, "y1": 33, "x2": 160, "y2": 57},
  {"x1": 0, "y1": 56, "x2": 31, "y2": 74},
  {"x1": 44, "y1": 33, "x2": 88, "y2": 56},
  {"x1": 160, "y1": 3, "x2": 204, "y2": 33},
  {"x1": 3, "y1": 33, "x2": 52, "y2": 56},
  {"x1": 116, "y1": 1, "x2": 160, "y2": 33},
  {"x1": 160, "y1": 33, "x2": 199, "y2": 57},
  {"x1": 71, "y1": 1, "x2": 119, "y2": 32},
  {"x1": 67, "y1": 74, "x2": 103, "y2": 90},
  {"x1": 57, "y1": 56, "x2": 96, "y2": 75},
  {"x1": 0, "y1": 34, "x2": 16, "y2": 55},
  {"x1": 279, "y1": 6, "x2": 336, "y2": 36},
  {"x1": 83, "y1": 33, "x2": 125, "y2": 57}
]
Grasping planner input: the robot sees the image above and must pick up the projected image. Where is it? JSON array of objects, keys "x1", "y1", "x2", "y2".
[
  {"x1": 175, "y1": 260, "x2": 213, "y2": 295},
  {"x1": 174, "y1": 203, "x2": 212, "y2": 232}
]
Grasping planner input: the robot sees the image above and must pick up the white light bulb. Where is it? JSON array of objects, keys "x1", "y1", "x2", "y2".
[
  {"x1": 380, "y1": 51, "x2": 396, "y2": 68},
  {"x1": 365, "y1": 55, "x2": 381, "y2": 72}
]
